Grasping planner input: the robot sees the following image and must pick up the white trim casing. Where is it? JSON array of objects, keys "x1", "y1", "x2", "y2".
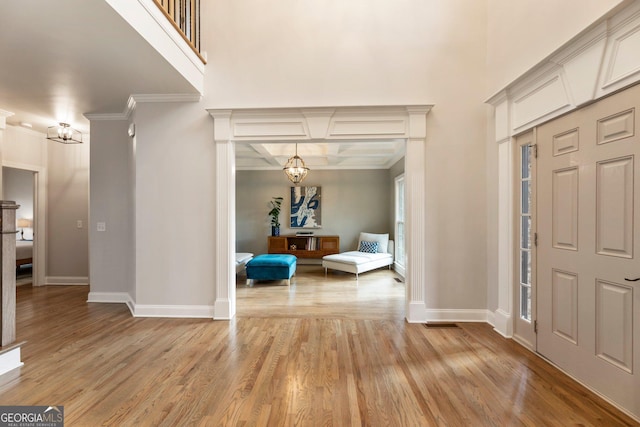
[
  {"x1": 494, "y1": 139, "x2": 514, "y2": 338},
  {"x1": 87, "y1": 291, "x2": 132, "y2": 304},
  {"x1": 2, "y1": 158, "x2": 47, "y2": 288},
  {"x1": 208, "y1": 105, "x2": 432, "y2": 322},
  {"x1": 132, "y1": 304, "x2": 215, "y2": 318},
  {"x1": 486, "y1": 0, "x2": 640, "y2": 338},
  {"x1": 209, "y1": 110, "x2": 236, "y2": 320},
  {"x1": 405, "y1": 137, "x2": 427, "y2": 323},
  {"x1": 87, "y1": 291, "x2": 214, "y2": 318},
  {"x1": 87, "y1": 291, "x2": 135, "y2": 316},
  {"x1": 0, "y1": 346, "x2": 23, "y2": 377}
]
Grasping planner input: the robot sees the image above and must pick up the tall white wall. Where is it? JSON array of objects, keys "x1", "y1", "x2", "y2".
[
  {"x1": 203, "y1": 0, "x2": 489, "y2": 311},
  {"x1": 486, "y1": 0, "x2": 625, "y2": 95},
  {"x1": 133, "y1": 102, "x2": 215, "y2": 306}
]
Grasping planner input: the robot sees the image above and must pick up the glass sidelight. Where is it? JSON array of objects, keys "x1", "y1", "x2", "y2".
[{"x1": 519, "y1": 145, "x2": 533, "y2": 321}]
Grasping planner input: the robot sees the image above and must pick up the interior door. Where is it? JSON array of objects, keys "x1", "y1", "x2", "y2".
[{"x1": 537, "y1": 84, "x2": 640, "y2": 417}]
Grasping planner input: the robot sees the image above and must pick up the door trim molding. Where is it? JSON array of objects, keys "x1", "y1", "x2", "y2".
[
  {"x1": 207, "y1": 105, "x2": 432, "y2": 322},
  {"x1": 487, "y1": 0, "x2": 640, "y2": 338}
]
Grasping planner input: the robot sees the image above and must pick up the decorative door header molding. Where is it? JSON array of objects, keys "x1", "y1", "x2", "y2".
[
  {"x1": 487, "y1": 1, "x2": 640, "y2": 140},
  {"x1": 207, "y1": 105, "x2": 433, "y2": 143}
]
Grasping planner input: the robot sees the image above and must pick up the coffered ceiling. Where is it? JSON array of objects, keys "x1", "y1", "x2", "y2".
[{"x1": 235, "y1": 140, "x2": 406, "y2": 170}]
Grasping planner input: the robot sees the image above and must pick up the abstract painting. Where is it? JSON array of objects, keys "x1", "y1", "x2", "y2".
[{"x1": 290, "y1": 186, "x2": 321, "y2": 228}]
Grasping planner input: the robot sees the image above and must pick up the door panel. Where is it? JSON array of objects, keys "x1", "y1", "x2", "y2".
[
  {"x1": 537, "y1": 83, "x2": 640, "y2": 418},
  {"x1": 551, "y1": 269, "x2": 578, "y2": 344},
  {"x1": 552, "y1": 167, "x2": 579, "y2": 250},
  {"x1": 596, "y1": 156, "x2": 633, "y2": 258},
  {"x1": 595, "y1": 279, "x2": 633, "y2": 372}
]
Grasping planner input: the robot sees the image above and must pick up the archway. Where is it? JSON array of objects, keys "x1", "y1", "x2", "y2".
[{"x1": 208, "y1": 106, "x2": 432, "y2": 322}]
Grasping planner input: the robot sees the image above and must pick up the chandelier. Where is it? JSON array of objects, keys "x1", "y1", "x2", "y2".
[
  {"x1": 283, "y1": 143, "x2": 309, "y2": 184},
  {"x1": 47, "y1": 122, "x2": 83, "y2": 144}
]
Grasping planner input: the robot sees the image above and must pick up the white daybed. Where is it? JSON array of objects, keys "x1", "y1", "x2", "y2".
[
  {"x1": 236, "y1": 252, "x2": 254, "y2": 274},
  {"x1": 322, "y1": 232, "x2": 394, "y2": 279}
]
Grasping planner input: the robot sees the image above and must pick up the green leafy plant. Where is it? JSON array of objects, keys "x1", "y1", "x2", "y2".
[{"x1": 268, "y1": 197, "x2": 284, "y2": 228}]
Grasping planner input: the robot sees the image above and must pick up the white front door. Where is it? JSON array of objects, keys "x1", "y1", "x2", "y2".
[{"x1": 537, "y1": 84, "x2": 640, "y2": 417}]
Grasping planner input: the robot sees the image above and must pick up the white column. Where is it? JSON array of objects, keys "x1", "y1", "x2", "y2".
[
  {"x1": 0, "y1": 199, "x2": 23, "y2": 376},
  {"x1": 209, "y1": 110, "x2": 236, "y2": 320},
  {"x1": 405, "y1": 137, "x2": 426, "y2": 322},
  {"x1": 488, "y1": 92, "x2": 514, "y2": 337},
  {"x1": 494, "y1": 137, "x2": 514, "y2": 337},
  {"x1": 405, "y1": 106, "x2": 431, "y2": 323},
  {"x1": 1, "y1": 201, "x2": 19, "y2": 345}
]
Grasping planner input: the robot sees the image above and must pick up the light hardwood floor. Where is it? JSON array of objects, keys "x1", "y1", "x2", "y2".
[{"x1": 0, "y1": 266, "x2": 637, "y2": 426}]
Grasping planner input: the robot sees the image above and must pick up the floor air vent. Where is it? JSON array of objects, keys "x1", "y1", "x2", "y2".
[
  {"x1": 394, "y1": 277, "x2": 404, "y2": 283},
  {"x1": 424, "y1": 323, "x2": 459, "y2": 329}
]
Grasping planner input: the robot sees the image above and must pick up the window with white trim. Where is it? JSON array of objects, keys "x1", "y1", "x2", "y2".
[{"x1": 395, "y1": 174, "x2": 405, "y2": 270}]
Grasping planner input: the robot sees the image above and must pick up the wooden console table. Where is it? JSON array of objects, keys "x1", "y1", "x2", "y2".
[{"x1": 268, "y1": 235, "x2": 339, "y2": 259}]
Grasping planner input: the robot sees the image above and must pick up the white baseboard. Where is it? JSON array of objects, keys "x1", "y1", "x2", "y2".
[
  {"x1": 87, "y1": 292, "x2": 213, "y2": 318},
  {"x1": 87, "y1": 292, "x2": 135, "y2": 316},
  {"x1": 132, "y1": 304, "x2": 215, "y2": 318},
  {"x1": 492, "y1": 308, "x2": 513, "y2": 338},
  {"x1": 486, "y1": 309, "x2": 496, "y2": 327},
  {"x1": 87, "y1": 291, "x2": 131, "y2": 303},
  {"x1": 0, "y1": 345, "x2": 23, "y2": 378},
  {"x1": 424, "y1": 309, "x2": 492, "y2": 323},
  {"x1": 45, "y1": 276, "x2": 89, "y2": 286},
  {"x1": 406, "y1": 302, "x2": 428, "y2": 323}
]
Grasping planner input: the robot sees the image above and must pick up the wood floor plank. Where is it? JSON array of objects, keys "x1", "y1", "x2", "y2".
[{"x1": 0, "y1": 268, "x2": 637, "y2": 426}]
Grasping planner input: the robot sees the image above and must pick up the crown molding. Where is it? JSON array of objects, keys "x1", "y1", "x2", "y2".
[{"x1": 85, "y1": 93, "x2": 202, "y2": 122}]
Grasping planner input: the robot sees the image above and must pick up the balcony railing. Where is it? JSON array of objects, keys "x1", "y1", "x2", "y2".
[{"x1": 153, "y1": 0, "x2": 206, "y2": 63}]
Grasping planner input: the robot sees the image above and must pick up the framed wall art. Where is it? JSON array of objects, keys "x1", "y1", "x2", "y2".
[{"x1": 290, "y1": 186, "x2": 321, "y2": 228}]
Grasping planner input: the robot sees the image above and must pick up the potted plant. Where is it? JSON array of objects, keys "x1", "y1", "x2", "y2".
[{"x1": 268, "y1": 196, "x2": 284, "y2": 236}]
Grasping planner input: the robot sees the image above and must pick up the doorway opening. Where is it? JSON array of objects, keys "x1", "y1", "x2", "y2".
[
  {"x1": 210, "y1": 105, "x2": 432, "y2": 322},
  {"x1": 2, "y1": 163, "x2": 44, "y2": 287},
  {"x1": 2, "y1": 166, "x2": 36, "y2": 286},
  {"x1": 233, "y1": 142, "x2": 408, "y2": 320}
]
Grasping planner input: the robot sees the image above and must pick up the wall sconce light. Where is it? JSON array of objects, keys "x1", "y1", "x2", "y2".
[{"x1": 47, "y1": 122, "x2": 83, "y2": 144}]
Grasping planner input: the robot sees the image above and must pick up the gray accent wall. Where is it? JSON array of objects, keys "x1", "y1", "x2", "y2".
[
  {"x1": 89, "y1": 120, "x2": 134, "y2": 296},
  {"x1": 236, "y1": 169, "x2": 392, "y2": 256}
]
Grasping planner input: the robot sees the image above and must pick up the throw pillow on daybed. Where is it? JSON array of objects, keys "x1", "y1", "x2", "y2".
[
  {"x1": 358, "y1": 240, "x2": 379, "y2": 253},
  {"x1": 358, "y1": 232, "x2": 389, "y2": 253}
]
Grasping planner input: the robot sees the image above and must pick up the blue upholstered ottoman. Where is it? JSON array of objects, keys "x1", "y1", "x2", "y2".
[{"x1": 246, "y1": 254, "x2": 297, "y2": 286}]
